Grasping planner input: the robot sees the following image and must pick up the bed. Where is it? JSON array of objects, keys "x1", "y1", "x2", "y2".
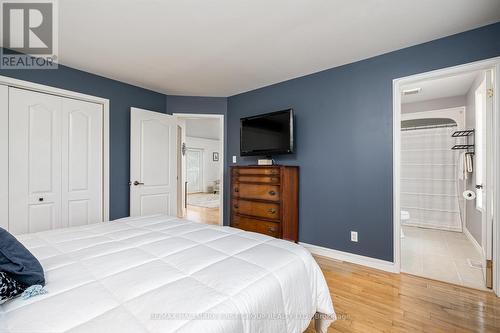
[{"x1": 0, "y1": 215, "x2": 335, "y2": 333}]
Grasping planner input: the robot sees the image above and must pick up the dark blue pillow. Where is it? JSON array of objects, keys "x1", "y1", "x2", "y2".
[{"x1": 0, "y1": 228, "x2": 45, "y2": 286}]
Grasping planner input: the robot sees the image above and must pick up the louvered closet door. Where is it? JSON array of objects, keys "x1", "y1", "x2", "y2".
[{"x1": 9, "y1": 88, "x2": 103, "y2": 234}]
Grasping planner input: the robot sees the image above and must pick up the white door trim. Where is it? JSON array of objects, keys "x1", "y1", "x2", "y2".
[
  {"x1": 393, "y1": 56, "x2": 500, "y2": 295},
  {"x1": 173, "y1": 113, "x2": 224, "y2": 226},
  {"x1": 0, "y1": 75, "x2": 110, "y2": 222}
]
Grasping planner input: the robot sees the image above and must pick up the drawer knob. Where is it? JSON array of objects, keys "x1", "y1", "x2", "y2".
[
  {"x1": 268, "y1": 190, "x2": 276, "y2": 196},
  {"x1": 268, "y1": 208, "x2": 276, "y2": 214},
  {"x1": 234, "y1": 187, "x2": 239, "y2": 193},
  {"x1": 38, "y1": 197, "x2": 44, "y2": 202},
  {"x1": 267, "y1": 226, "x2": 277, "y2": 233},
  {"x1": 234, "y1": 204, "x2": 239, "y2": 209}
]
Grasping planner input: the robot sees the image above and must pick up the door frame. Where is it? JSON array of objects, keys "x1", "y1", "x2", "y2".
[
  {"x1": 173, "y1": 113, "x2": 224, "y2": 226},
  {"x1": 0, "y1": 75, "x2": 110, "y2": 224},
  {"x1": 392, "y1": 57, "x2": 500, "y2": 295}
]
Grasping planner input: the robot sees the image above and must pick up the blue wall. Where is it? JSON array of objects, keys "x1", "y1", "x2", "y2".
[
  {"x1": 166, "y1": 95, "x2": 227, "y2": 115},
  {"x1": 227, "y1": 22, "x2": 500, "y2": 262},
  {"x1": 0, "y1": 55, "x2": 167, "y2": 220}
]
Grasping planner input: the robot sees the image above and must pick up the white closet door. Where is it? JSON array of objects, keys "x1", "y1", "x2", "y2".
[
  {"x1": 9, "y1": 88, "x2": 103, "y2": 234},
  {"x1": 9, "y1": 88, "x2": 63, "y2": 234},
  {"x1": 130, "y1": 107, "x2": 177, "y2": 217},
  {"x1": 0, "y1": 85, "x2": 8, "y2": 230},
  {"x1": 61, "y1": 98, "x2": 103, "y2": 227}
]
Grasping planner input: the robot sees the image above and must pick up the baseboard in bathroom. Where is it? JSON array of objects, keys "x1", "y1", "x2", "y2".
[{"x1": 464, "y1": 227, "x2": 485, "y2": 260}]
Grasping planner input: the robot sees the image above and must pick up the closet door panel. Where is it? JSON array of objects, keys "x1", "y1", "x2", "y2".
[
  {"x1": 0, "y1": 85, "x2": 7, "y2": 230},
  {"x1": 9, "y1": 88, "x2": 62, "y2": 234},
  {"x1": 61, "y1": 98, "x2": 102, "y2": 227}
]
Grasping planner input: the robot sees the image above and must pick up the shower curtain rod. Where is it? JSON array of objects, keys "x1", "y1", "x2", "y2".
[{"x1": 401, "y1": 123, "x2": 457, "y2": 131}]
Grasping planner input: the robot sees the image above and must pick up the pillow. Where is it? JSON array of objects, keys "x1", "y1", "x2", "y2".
[
  {"x1": 0, "y1": 272, "x2": 27, "y2": 304},
  {"x1": 0, "y1": 228, "x2": 45, "y2": 286}
]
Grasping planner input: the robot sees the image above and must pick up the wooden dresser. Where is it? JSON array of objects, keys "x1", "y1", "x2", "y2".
[{"x1": 230, "y1": 166, "x2": 299, "y2": 242}]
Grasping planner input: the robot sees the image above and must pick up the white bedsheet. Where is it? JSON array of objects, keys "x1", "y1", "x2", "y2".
[{"x1": 0, "y1": 215, "x2": 335, "y2": 333}]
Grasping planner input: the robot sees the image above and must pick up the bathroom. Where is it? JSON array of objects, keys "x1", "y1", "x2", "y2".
[{"x1": 399, "y1": 69, "x2": 493, "y2": 290}]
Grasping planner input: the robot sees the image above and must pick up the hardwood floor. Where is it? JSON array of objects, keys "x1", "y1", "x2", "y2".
[
  {"x1": 186, "y1": 205, "x2": 220, "y2": 225},
  {"x1": 306, "y1": 255, "x2": 500, "y2": 333}
]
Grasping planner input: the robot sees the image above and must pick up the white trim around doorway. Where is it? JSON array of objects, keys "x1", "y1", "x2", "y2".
[{"x1": 392, "y1": 56, "x2": 500, "y2": 295}]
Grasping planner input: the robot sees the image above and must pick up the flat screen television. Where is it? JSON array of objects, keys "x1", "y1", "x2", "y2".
[{"x1": 240, "y1": 109, "x2": 294, "y2": 157}]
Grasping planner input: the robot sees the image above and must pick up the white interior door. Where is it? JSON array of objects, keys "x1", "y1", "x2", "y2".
[
  {"x1": 9, "y1": 87, "x2": 103, "y2": 234},
  {"x1": 176, "y1": 121, "x2": 187, "y2": 218},
  {"x1": 61, "y1": 98, "x2": 103, "y2": 227},
  {"x1": 475, "y1": 70, "x2": 494, "y2": 286},
  {"x1": 0, "y1": 85, "x2": 8, "y2": 230},
  {"x1": 9, "y1": 88, "x2": 63, "y2": 234},
  {"x1": 130, "y1": 107, "x2": 177, "y2": 217},
  {"x1": 186, "y1": 148, "x2": 203, "y2": 193},
  {"x1": 475, "y1": 76, "x2": 487, "y2": 213}
]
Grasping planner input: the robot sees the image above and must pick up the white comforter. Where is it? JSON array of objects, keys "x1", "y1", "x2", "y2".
[{"x1": 0, "y1": 215, "x2": 335, "y2": 333}]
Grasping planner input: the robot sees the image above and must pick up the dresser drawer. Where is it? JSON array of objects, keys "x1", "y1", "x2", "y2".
[
  {"x1": 233, "y1": 167, "x2": 280, "y2": 176},
  {"x1": 232, "y1": 183, "x2": 280, "y2": 201},
  {"x1": 232, "y1": 199, "x2": 280, "y2": 220},
  {"x1": 233, "y1": 175, "x2": 280, "y2": 184},
  {"x1": 231, "y1": 216, "x2": 280, "y2": 238}
]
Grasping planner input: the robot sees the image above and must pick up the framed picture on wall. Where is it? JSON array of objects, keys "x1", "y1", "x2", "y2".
[{"x1": 213, "y1": 152, "x2": 219, "y2": 161}]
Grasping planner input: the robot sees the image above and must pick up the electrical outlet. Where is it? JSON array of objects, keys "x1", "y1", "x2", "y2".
[
  {"x1": 351, "y1": 231, "x2": 358, "y2": 242},
  {"x1": 232, "y1": 156, "x2": 237, "y2": 163}
]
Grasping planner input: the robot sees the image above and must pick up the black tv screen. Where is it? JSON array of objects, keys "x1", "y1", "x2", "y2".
[{"x1": 240, "y1": 109, "x2": 294, "y2": 156}]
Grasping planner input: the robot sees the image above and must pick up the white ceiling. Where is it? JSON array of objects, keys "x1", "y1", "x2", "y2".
[
  {"x1": 185, "y1": 118, "x2": 221, "y2": 140},
  {"x1": 56, "y1": 0, "x2": 500, "y2": 97},
  {"x1": 401, "y1": 71, "x2": 479, "y2": 104}
]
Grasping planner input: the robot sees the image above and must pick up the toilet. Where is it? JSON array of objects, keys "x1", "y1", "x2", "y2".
[{"x1": 401, "y1": 210, "x2": 410, "y2": 238}]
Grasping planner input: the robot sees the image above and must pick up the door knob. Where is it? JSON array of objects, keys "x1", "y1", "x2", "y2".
[{"x1": 133, "y1": 181, "x2": 144, "y2": 186}]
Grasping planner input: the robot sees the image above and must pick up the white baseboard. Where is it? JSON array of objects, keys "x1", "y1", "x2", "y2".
[
  {"x1": 464, "y1": 227, "x2": 486, "y2": 260},
  {"x1": 299, "y1": 242, "x2": 397, "y2": 273}
]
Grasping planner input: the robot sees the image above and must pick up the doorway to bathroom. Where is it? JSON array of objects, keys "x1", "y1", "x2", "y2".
[{"x1": 393, "y1": 58, "x2": 500, "y2": 293}]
